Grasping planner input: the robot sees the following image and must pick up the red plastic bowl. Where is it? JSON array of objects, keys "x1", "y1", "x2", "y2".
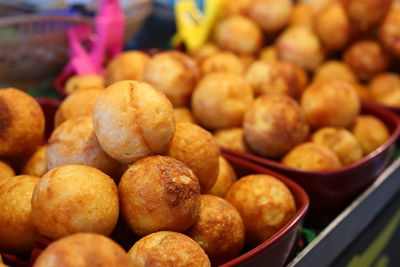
[{"x1": 223, "y1": 101, "x2": 400, "y2": 222}]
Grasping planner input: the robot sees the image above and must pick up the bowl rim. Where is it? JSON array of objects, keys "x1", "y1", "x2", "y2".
[
  {"x1": 223, "y1": 101, "x2": 400, "y2": 177},
  {"x1": 220, "y1": 153, "x2": 310, "y2": 267}
]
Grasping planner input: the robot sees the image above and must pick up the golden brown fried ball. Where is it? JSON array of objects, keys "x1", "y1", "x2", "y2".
[
  {"x1": 301, "y1": 80, "x2": 360, "y2": 128},
  {"x1": 225, "y1": 0, "x2": 251, "y2": 16},
  {"x1": 0, "y1": 88, "x2": 44, "y2": 157},
  {"x1": 144, "y1": 51, "x2": 199, "y2": 107},
  {"x1": 343, "y1": 40, "x2": 389, "y2": 80},
  {"x1": 299, "y1": 0, "x2": 336, "y2": 12},
  {"x1": 200, "y1": 52, "x2": 244, "y2": 76},
  {"x1": 380, "y1": 4, "x2": 400, "y2": 58},
  {"x1": 173, "y1": 107, "x2": 196, "y2": 124},
  {"x1": 213, "y1": 15, "x2": 264, "y2": 54},
  {"x1": 186, "y1": 195, "x2": 245, "y2": 265},
  {"x1": 208, "y1": 157, "x2": 237, "y2": 198},
  {"x1": 192, "y1": 73, "x2": 254, "y2": 129},
  {"x1": 315, "y1": 2, "x2": 353, "y2": 51},
  {"x1": 0, "y1": 160, "x2": 14, "y2": 182},
  {"x1": 47, "y1": 116, "x2": 121, "y2": 178},
  {"x1": 22, "y1": 145, "x2": 47, "y2": 177},
  {"x1": 92, "y1": 80, "x2": 175, "y2": 164},
  {"x1": 213, "y1": 128, "x2": 249, "y2": 153},
  {"x1": 128, "y1": 231, "x2": 210, "y2": 267},
  {"x1": 351, "y1": 115, "x2": 390, "y2": 155},
  {"x1": 165, "y1": 123, "x2": 220, "y2": 193},
  {"x1": 311, "y1": 127, "x2": 363, "y2": 165},
  {"x1": 244, "y1": 95, "x2": 310, "y2": 159},
  {"x1": 245, "y1": 60, "x2": 306, "y2": 99},
  {"x1": 226, "y1": 174, "x2": 296, "y2": 247},
  {"x1": 369, "y1": 73, "x2": 400, "y2": 107},
  {"x1": 313, "y1": 60, "x2": 357, "y2": 83},
  {"x1": 248, "y1": 0, "x2": 293, "y2": 33},
  {"x1": 33, "y1": 233, "x2": 133, "y2": 267},
  {"x1": 259, "y1": 45, "x2": 278, "y2": 62},
  {"x1": 289, "y1": 3, "x2": 315, "y2": 28},
  {"x1": 105, "y1": 50, "x2": 150, "y2": 85},
  {"x1": 64, "y1": 74, "x2": 105, "y2": 95},
  {"x1": 119, "y1": 156, "x2": 201, "y2": 236},
  {"x1": 0, "y1": 175, "x2": 39, "y2": 255},
  {"x1": 191, "y1": 43, "x2": 220, "y2": 64},
  {"x1": 54, "y1": 87, "x2": 102, "y2": 127},
  {"x1": 282, "y1": 142, "x2": 342, "y2": 170},
  {"x1": 31, "y1": 165, "x2": 119, "y2": 240},
  {"x1": 276, "y1": 26, "x2": 325, "y2": 71}
]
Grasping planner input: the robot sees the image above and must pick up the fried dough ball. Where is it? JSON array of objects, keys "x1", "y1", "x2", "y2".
[
  {"x1": 144, "y1": 51, "x2": 199, "y2": 107},
  {"x1": 343, "y1": 0, "x2": 393, "y2": 30},
  {"x1": 31, "y1": 165, "x2": 119, "y2": 240},
  {"x1": 0, "y1": 160, "x2": 14, "y2": 182},
  {"x1": 191, "y1": 43, "x2": 220, "y2": 64},
  {"x1": 289, "y1": 3, "x2": 315, "y2": 28},
  {"x1": 22, "y1": 145, "x2": 47, "y2": 177},
  {"x1": 301, "y1": 80, "x2": 360, "y2": 128},
  {"x1": 0, "y1": 88, "x2": 44, "y2": 157},
  {"x1": 244, "y1": 95, "x2": 310, "y2": 159},
  {"x1": 213, "y1": 128, "x2": 249, "y2": 153},
  {"x1": 208, "y1": 157, "x2": 237, "y2": 198},
  {"x1": 173, "y1": 107, "x2": 196, "y2": 124},
  {"x1": 282, "y1": 142, "x2": 342, "y2": 170},
  {"x1": 259, "y1": 46, "x2": 278, "y2": 62},
  {"x1": 92, "y1": 80, "x2": 175, "y2": 164},
  {"x1": 33, "y1": 233, "x2": 133, "y2": 267},
  {"x1": 119, "y1": 156, "x2": 201, "y2": 236},
  {"x1": 226, "y1": 174, "x2": 296, "y2": 246},
  {"x1": 299, "y1": 0, "x2": 336, "y2": 12},
  {"x1": 248, "y1": 0, "x2": 293, "y2": 33},
  {"x1": 315, "y1": 2, "x2": 353, "y2": 51},
  {"x1": 192, "y1": 73, "x2": 254, "y2": 129},
  {"x1": 64, "y1": 74, "x2": 105, "y2": 95},
  {"x1": 165, "y1": 123, "x2": 220, "y2": 193},
  {"x1": 213, "y1": 15, "x2": 264, "y2": 54},
  {"x1": 313, "y1": 60, "x2": 357, "y2": 83},
  {"x1": 351, "y1": 115, "x2": 390, "y2": 155},
  {"x1": 380, "y1": 4, "x2": 400, "y2": 58},
  {"x1": 186, "y1": 195, "x2": 244, "y2": 265},
  {"x1": 343, "y1": 40, "x2": 389, "y2": 80},
  {"x1": 311, "y1": 127, "x2": 363, "y2": 165},
  {"x1": 245, "y1": 60, "x2": 306, "y2": 99},
  {"x1": 47, "y1": 116, "x2": 121, "y2": 177},
  {"x1": 200, "y1": 52, "x2": 244, "y2": 76},
  {"x1": 0, "y1": 175, "x2": 39, "y2": 255},
  {"x1": 225, "y1": 0, "x2": 251, "y2": 16},
  {"x1": 105, "y1": 50, "x2": 150, "y2": 85},
  {"x1": 369, "y1": 73, "x2": 400, "y2": 107},
  {"x1": 128, "y1": 231, "x2": 210, "y2": 267},
  {"x1": 276, "y1": 26, "x2": 325, "y2": 71}
]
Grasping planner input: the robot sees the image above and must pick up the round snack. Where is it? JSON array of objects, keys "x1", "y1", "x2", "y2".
[
  {"x1": 313, "y1": 60, "x2": 357, "y2": 83},
  {"x1": 33, "y1": 233, "x2": 133, "y2": 267},
  {"x1": 352, "y1": 115, "x2": 390, "y2": 155},
  {"x1": 144, "y1": 51, "x2": 199, "y2": 107},
  {"x1": 380, "y1": 4, "x2": 400, "y2": 58},
  {"x1": 301, "y1": 80, "x2": 360, "y2": 129},
  {"x1": 191, "y1": 43, "x2": 220, "y2": 64},
  {"x1": 105, "y1": 50, "x2": 150, "y2": 85},
  {"x1": 209, "y1": 157, "x2": 237, "y2": 198},
  {"x1": 47, "y1": 116, "x2": 121, "y2": 177},
  {"x1": 282, "y1": 142, "x2": 342, "y2": 170},
  {"x1": 311, "y1": 127, "x2": 363, "y2": 165},
  {"x1": 22, "y1": 145, "x2": 47, "y2": 177},
  {"x1": 31, "y1": 165, "x2": 119, "y2": 240},
  {"x1": 315, "y1": 2, "x2": 353, "y2": 51},
  {"x1": 0, "y1": 175, "x2": 39, "y2": 255},
  {"x1": 64, "y1": 74, "x2": 105, "y2": 95},
  {"x1": 92, "y1": 80, "x2": 175, "y2": 164},
  {"x1": 200, "y1": 52, "x2": 244, "y2": 76},
  {"x1": 186, "y1": 195, "x2": 245, "y2": 265},
  {"x1": 173, "y1": 107, "x2": 196, "y2": 124},
  {"x1": 0, "y1": 88, "x2": 45, "y2": 157},
  {"x1": 289, "y1": 3, "x2": 315, "y2": 28},
  {"x1": 213, "y1": 15, "x2": 264, "y2": 54},
  {"x1": 369, "y1": 73, "x2": 400, "y2": 107},
  {"x1": 225, "y1": 0, "x2": 251, "y2": 16},
  {"x1": 165, "y1": 123, "x2": 220, "y2": 193},
  {"x1": 244, "y1": 95, "x2": 310, "y2": 159},
  {"x1": 343, "y1": 40, "x2": 389, "y2": 80},
  {"x1": 119, "y1": 156, "x2": 201, "y2": 236},
  {"x1": 259, "y1": 45, "x2": 278, "y2": 62},
  {"x1": 276, "y1": 26, "x2": 324, "y2": 71},
  {"x1": 214, "y1": 128, "x2": 249, "y2": 153},
  {"x1": 0, "y1": 160, "x2": 15, "y2": 182},
  {"x1": 248, "y1": 0, "x2": 293, "y2": 33},
  {"x1": 128, "y1": 231, "x2": 210, "y2": 267},
  {"x1": 192, "y1": 72, "x2": 254, "y2": 129},
  {"x1": 226, "y1": 174, "x2": 296, "y2": 246},
  {"x1": 245, "y1": 60, "x2": 306, "y2": 99},
  {"x1": 54, "y1": 87, "x2": 102, "y2": 127}
]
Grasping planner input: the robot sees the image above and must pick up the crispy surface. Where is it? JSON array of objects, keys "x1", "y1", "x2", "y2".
[
  {"x1": 65, "y1": 75, "x2": 104, "y2": 95},
  {"x1": 209, "y1": 157, "x2": 237, "y2": 198},
  {"x1": 214, "y1": 128, "x2": 249, "y2": 153},
  {"x1": 22, "y1": 145, "x2": 48, "y2": 177}
]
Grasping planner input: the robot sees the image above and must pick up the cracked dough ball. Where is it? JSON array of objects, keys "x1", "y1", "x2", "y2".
[
  {"x1": 22, "y1": 145, "x2": 47, "y2": 177},
  {"x1": 64, "y1": 74, "x2": 105, "y2": 95},
  {"x1": 208, "y1": 157, "x2": 237, "y2": 198}
]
